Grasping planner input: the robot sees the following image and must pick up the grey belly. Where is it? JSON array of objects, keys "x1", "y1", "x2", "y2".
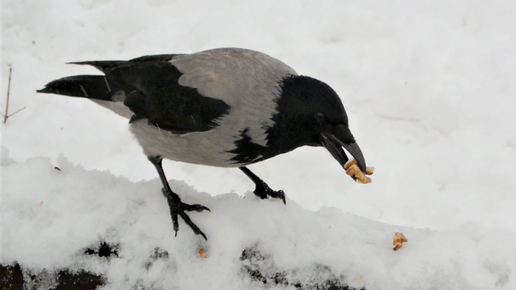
[{"x1": 129, "y1": 119, "x2": 245, "y2": 167}]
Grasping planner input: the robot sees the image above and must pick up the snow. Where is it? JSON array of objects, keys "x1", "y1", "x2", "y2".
[{"x1": 1, "y1": 0, "x2": 516, "y2": 289}]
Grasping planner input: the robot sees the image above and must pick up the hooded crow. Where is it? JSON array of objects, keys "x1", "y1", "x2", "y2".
[{"x1": 38, "y1": 48, "x2": 369, "y2": 240}]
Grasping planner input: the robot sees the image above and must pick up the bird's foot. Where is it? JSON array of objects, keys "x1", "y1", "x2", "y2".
[
  {"x1": 161, "y1": 188, "x2": 210, "y2": 240},
  {"x1": 253, "y1": 182, "x2": 286, "y2": 204}
]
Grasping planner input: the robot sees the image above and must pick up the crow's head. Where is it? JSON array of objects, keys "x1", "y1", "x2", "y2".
[{"x1": 268, "y1": 75, "x2": 367, "y2": 174}]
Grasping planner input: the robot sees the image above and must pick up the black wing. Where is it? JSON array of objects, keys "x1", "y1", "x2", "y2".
[{"x1": 78, "y1": 55, "x2": 231, "y2": 134}]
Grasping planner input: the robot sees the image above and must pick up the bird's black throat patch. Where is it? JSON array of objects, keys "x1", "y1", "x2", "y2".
[{"x1": 228, "y1": 128, "x2": 266, "y2": 165}]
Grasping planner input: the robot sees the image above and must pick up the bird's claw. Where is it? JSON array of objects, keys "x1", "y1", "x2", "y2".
[
  {"x1": 254, "y1": 183, "x2": 286, "y2": 204},
  {"x1": 162, "y1": 188, "x2": 210, "y2": 240},
  {"x1": 270, "y1": 190, "x2": 286, "y2": 204},
  {"x1": 180, "y1": 203, "x2": 211, "y2": 212}
]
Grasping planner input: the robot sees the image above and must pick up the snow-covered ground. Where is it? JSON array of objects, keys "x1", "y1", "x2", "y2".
[{"x1": 2, "y1": 0, "x2": 516, "y2": 289}]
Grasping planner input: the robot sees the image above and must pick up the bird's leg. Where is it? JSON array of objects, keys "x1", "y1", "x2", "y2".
[
  {"x1": 148, "y1": 156, "x2": 210, "y2": 240},
  {"x1": 239, "y1": 167, "x2": 286, "y2": 204}
]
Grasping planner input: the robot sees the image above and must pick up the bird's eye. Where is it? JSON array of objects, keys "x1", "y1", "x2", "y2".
[{"x1": 315, "y1": 112, "x2": 326, "y2": 124}]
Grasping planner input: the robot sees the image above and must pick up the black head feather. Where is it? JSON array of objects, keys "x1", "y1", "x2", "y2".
[{"x1": 264, "y1": 76, "x2": 349, "y2": 156}]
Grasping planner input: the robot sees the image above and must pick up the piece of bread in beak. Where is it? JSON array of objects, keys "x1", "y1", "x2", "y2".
[{"x1": 344, "y1": 159, "x2": 374, "y2": 184}]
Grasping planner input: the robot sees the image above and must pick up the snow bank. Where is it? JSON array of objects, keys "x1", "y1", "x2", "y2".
[{"x1": 2, "y1": 152, "x2": 515, "y2": 289}]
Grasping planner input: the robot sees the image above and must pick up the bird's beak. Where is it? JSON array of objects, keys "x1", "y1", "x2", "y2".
[{"x1": 320, "y1": 125, "x2": 367, "y2": 173}]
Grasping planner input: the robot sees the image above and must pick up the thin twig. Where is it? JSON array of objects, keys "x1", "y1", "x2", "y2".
[
  {"x1": 2, "y1": 66, "x2": 26, "y2": 124},
  {"x1": 7, "y1": 106, "x2": 26, "y2": 118},
  {"x1": 3, "y1": 67, "x2": 12, "y2": 124}
]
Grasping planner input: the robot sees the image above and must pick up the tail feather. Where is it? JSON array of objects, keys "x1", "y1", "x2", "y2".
[
  {"x1": 37, "y1": 75, "x2": 121, "y2": 102},
  {"x1": 67, "y1": 61, "x2": 126, "y2": 73},
  {"x1": 67, "y1": 55, "x2": 178, "y2": 72}
]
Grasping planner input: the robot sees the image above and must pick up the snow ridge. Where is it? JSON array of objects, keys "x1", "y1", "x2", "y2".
[{"x1": 1, "y1": 156, "x2": 514, "y2": 289}]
